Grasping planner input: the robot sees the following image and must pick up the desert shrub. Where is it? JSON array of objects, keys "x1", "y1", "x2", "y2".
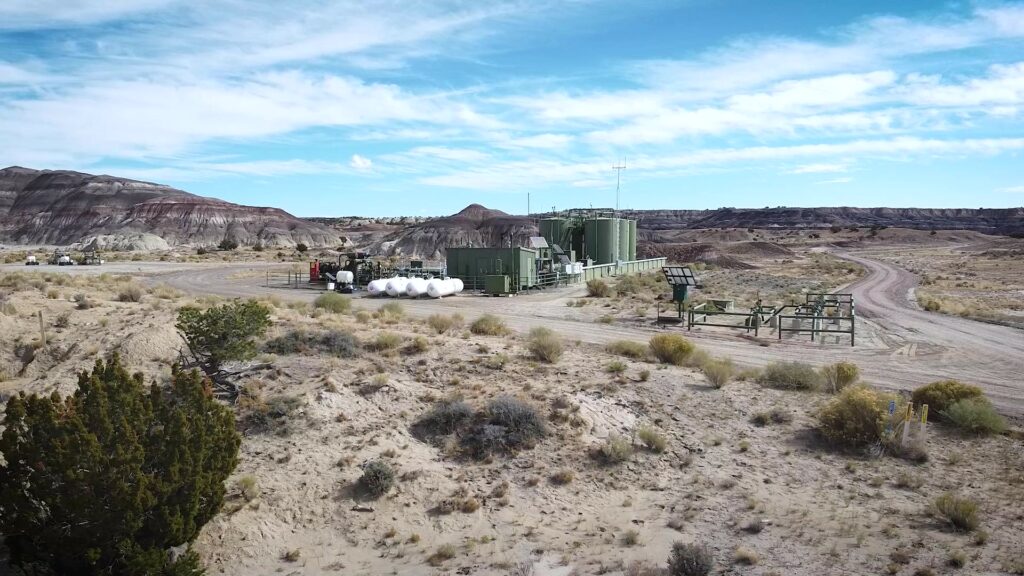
[
  {"x1": 405, "y1": 335, "x2": 430, "y2": 354},
  {"x1": 218, "y1": 238, "x2": 239, "y2": 251},
  {"x1": 54, "y1": 311, "x2": 71, "y2": 328},
  {"x1": 176, "y1": 300, "x2": 272, "y2": 375},
  {"x1": 550, "y1": 470, "x2": 575, "y2": 485},
  {"x1": 426, "y1": 313, "x2": 463, "y2": 334},
  {"x1": 526, "y1": 327, "x2": 563, "y2": 363},
  {"x1": 462, "y1": 397, "x2": 545, "y2": 458},
  {"x1": 597, "y1": 434, "x2": 634, "y2": 464},
  {"x1": 240, "y1": 393, "x2": 303, "y2": 435},
  {"x1": 238, "y1": 475, "x2": 258, "y2": 501},
  {"x1": 734, "y1": 547, "x2": 759, "y2": 565},
  {"x1": 587, "y1": 279, "x2": 611, "y2": 297},
  {"x1": 933, "y1": 493, "x2": 979, "y2": 531},
  {"x1": 922, "y1": 298, "x2": 942, "y2": 312},
  {"x1": 378, "y1": 301, "x2": 404, "y2": 321},
  {"x1": 942, "y1": 397, "x2": 1007, "y2": 435},
  {"x1": 701, "y1": 358, "x2": 734, "y2": 388},
  {"x1": 649, "y1": 334, "x2": 695, "y2": 366},
  {"x1": 264, "y1": 329, "x2": 358, "y2": 357},
  {"x1": 821, "y1": 361, "x2": 859, "y2": 393},
  {"x1": 314, "y1": 292, "x2": 351, "y2": 313},
  {"x1": 606, "y1": 340, "x2": 647, "y2": 359},
  {"x1": 72, "y1": 293, "x2": 95, "y2": 310},
  {"x1": 0, "y1": 356, "x2": 239, "y2": 574},
  {"x1": 606, "y1": 360, "x2": 627, "y2": 374},
  {"x1": 470, "y1": 314, "x2": 509, "y2": 336},
  {"x1": 637, "y1": 425, "x2": 667, "y2": 452},
  {"x1": 911, "y1": 380, "x2": 983, "y2": 419},
  {"x1": 818, "y1": 385, "x2": 895, "y2": 447},
  {"x1": 638, "y1": 369, "x2": 651, "y2": 382},
  {"x1": 366, "y1": 332, "x2": 402, "y2": 352},
  {"x1": 414, "y1": 399, "x2": 474, "y2": 436},
  {"x1": 116, "y1": 285, "x2": 143, "y2": 302},
  {"x1": 668, "y1": 542, "x2": 714, "y2": 576},
  {"x1": 295, "y1": 243, "x2": 308, "y2": 253},
  {"x1": 359, "y1": 460, "x2": 395, "y2": 498},
  {"x1": 758, "y1": 361, "x2": 823, "y2": 391}
]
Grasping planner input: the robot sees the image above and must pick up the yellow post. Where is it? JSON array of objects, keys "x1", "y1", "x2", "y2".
[{"x1": 920, "y1": 405, "x2": 928, "y2": 424}]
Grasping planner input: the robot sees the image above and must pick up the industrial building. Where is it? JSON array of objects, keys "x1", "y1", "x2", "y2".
[{"x1": 445, "y1": 210, "x2": 664, "y2": 295}]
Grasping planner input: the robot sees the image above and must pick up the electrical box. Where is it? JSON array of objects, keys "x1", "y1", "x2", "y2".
[{"x1": 484, "y1": 274, "x2": 511, "y2": 295}]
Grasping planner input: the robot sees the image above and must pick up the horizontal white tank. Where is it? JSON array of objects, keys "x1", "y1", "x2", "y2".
[
  {"x1": 451, "y1": 278, "x2": 464, "y2": 293},
  {"x1": 335, "y1": 271, "x2": 354, "y2": 284},
  {"x1": 406, "y1": 277, "x2": 429, "y2": 297},
  {"x1": 426, "y1": 279, "x2": 453, "y2": 298},
  {"x1": 385, "y1": 277, "x2": 409, "y2": 297},
  {"x1": 367, "y1": 279, "x2": 389, "y2": 296}
]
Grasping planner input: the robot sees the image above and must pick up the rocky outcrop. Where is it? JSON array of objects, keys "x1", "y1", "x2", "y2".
[
  {"x1": 0, "y1": 167, "x2": 342, "y2": 248},
  {"x1": 368, "y1": 204, "x2": 537, "y2": 259}
]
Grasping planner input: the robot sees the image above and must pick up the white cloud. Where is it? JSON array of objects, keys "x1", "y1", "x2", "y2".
[
  {"x1": 899, "y1": 62, "x2": 1024, "y2": 107},
  {"x1": 818, "y1": 177, "x2": 853, "y2": 185},
  {"x1": 787, "y1": 163, "x2": 849, "y2": 174},
  {"x1": 349, "y1": 155, "x2": 373, "y2": 171},
  {"x1": 998, "y1": 185, "x2": 1024, "y2": 194}
]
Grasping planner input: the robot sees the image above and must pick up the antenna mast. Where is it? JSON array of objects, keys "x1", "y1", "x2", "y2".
[{"x1": 612, "y1": 158, "x2": 627, "y2": 212}]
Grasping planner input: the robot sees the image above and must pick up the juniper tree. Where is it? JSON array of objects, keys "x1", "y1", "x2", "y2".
[
  {"x1": 0, "y1": 355, "x2": 240, "y2": 575},
  {"x1": 175, "y1": 299, "x2": 271, "y2": 377}
]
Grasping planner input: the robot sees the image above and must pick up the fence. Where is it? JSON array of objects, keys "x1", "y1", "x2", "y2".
[
  {"x1": 685, "y1": 301, "x2": 779, "y2": 336},
  {"x1": 581, "y1": 258, "x2": 667, "y2": 280},
  {"x1": 768, "y1": 293, "x2": 856, "y2": 346}
]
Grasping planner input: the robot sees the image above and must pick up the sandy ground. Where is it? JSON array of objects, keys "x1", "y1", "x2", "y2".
[{"x1": 2, "y1": 248, "x2": 1023, "y2": 576}]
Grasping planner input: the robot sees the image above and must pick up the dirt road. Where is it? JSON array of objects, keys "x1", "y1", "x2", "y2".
[{"x1": 149, "y1": 256, "x2": 1024, "y2": 419}]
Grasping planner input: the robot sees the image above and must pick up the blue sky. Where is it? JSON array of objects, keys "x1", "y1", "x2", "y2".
[{"x1": 1, "y1": 1, "x2": 1023, "y2": 216}]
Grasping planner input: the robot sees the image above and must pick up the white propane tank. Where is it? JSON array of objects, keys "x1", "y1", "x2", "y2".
[
  {"x1": 426, "y1": 279, "x2": 456, "y2": 298},
  {"x1": 26, "y1": 255, "x2": 37, "y2": 264},
  {"x1": 406, "y1": 277, "x2": 429, "y2": 297},
  {"x1": 335, "y1": 271, "x2": 354, "y2": 284},
  {"x1": 385, "y1": 277, "x2": 409, "y2": 297},
  {"x1": 367, "y1": 279, "x2": 389, "y2": 295},
  {"x1": 450, "y1": 278, "x2": 464, "y2": 293}
]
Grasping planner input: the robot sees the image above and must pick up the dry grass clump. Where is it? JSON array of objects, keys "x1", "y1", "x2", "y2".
[
  {"x1": 426, "y1": 313, "x2": 463, "y2": 334},
  {"x1": 313, "y1": 292, "x2": 351, "y2": 313},
  {"x1": 597, "y1": 434, "x2": 633, "y2": 464},
  {"x1": 941, "y1": 397, "x2": 1006, "y2": 435},
  {"x1": 751, "y1": 407, "x2": 792, "y2": 426},
  {"x1": 701, "y1": 358, "x2": 734, "y2": 388},
  {"x1": 818, "y1": 385, "x2": 896, "y2": 447},
  {"x1": 668, "y1": 542, "x2": 713, "y2": 576},
  {"x1": 404, "y1": 335, "x2": 430, "y2": 355},
  {"x1": 606, "y1": 340, "x2": 647, "y2": 359},
  {"x1": 733, "y1": 547, "x2": 759, "y2": 565},
  {"x1": 237, "y1": 475, "x2": 258, "y2": 501},
  {"x1": 586, "y1": 279, "x2": 611, "y2": 297},
  {"x1": 622, "y1": 529, "x2": 641, "y2": 546},
  {"x1": 933, "y1": 492, "x2": 979, "y2": 531},
  {"x1": 649, "y1": 334, "x2": 695, "y2": 366},
  {"x1": 911, "y1": 380, "x2": 983, "y2": 418},
  {"x1": 637, "y1": 425, "x2": 667, "y2": 452},
  {"x1": 365, "y1": 332, "x2": 402, "y2": 352},
  {"x1": 470, "y1": 314, "x2": 509, "y2": 336},
  {"x1": 526, "y1": 327, "x2": 563, "y2": 363},
  {"x1": 420, "y1": 397, "x2": 544, "y2": 460},
  {"x1": 264, "y1": 330, "x2": 359, "y2": 357},
  {"x1": 116, "y1": 285, "x2": 143, "y2": 303},
  {"x1": 72, "y1": 293, "x2": 96, "y2": 310},
  {"x1": 359, "y1": 459, "x2": 395, "y2": 498},
  {"x1": 758, "y1": 361, "x2": 824, "y2": 391},
  {"x1": 426, "y1": 544, "x2": 457, "y2": 566},
  {"x1": 413, "y1": 399, "x2": 473, "y2": 436},
  {"x1": 376, "y1": 301, "x2": 404, "y2": 322},
  {"x1": 550, "y1": 469, "x2": 575, "y2": 485},
  {"x1": 821, "y1": 361, "x2": 859, "y2": 393}
]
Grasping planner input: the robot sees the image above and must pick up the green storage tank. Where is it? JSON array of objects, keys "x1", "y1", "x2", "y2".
[
  {"x1": 585, "y1": 218, "x2": 619, "y2": 264},
  {"x1": 539, "y1": 218, "x2": 571, "y2": 249},
  {"x1": 618, "y1": 219, "x2": 630, "y2": 263},
  {"x1": 628, "y1": 219, "x2": 637, "y2": 261}
]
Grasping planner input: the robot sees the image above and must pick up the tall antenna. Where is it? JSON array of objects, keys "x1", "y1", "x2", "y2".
[{"x1": 612, "y1": 158, "x2": 627, "y2": 212}]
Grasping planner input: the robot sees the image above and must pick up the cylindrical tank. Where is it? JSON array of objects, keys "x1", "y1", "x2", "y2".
[
  {"x1": 585, "y1": 218, "x2": 619, "y2": 264},
  {"x1": 426, "y1": 279, "x2": 456, "y2": 298},
  {"x1": 628, "y1": 219, "x2": 637, "y2": 261},
  {"x1": 367, "y1": 279, "x2": 389, "y2": 295},
  {"x1": 385, "y1": 277, "x2": 409, "y2": 297},
  {"x1": 335, "y1": 271, "x2": 354, "y2": 284},
  {"x1": 406, "y1": 277, "x2": 429, "y2": 297},
  {"x1": 539, "y1": 218, "x2": 571, "y2": 249},
  {"x1": 618, "y1": 219, "x2": 630, "y2": 263},
  {"x1": 450, "y1": 278, "x2": 464, "y2": 293}
]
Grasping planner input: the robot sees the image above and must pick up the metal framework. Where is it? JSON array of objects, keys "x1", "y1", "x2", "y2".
[{"x1": 680, "y1": 292, "x2": 856, "y2": 346}]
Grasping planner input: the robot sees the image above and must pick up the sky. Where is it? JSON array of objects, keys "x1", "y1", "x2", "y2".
[{"x1": 1, "y1": 1, "x2": 1024, "y2": 217}]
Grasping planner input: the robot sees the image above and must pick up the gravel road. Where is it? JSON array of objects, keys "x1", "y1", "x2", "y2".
[{"x1": 141, "y1": 256, "x2": 1024, "y2": 419}]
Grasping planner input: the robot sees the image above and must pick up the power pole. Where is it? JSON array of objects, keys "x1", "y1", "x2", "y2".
[{"x1": 612, "y1": 158, "x2": 627, "y2": 212}]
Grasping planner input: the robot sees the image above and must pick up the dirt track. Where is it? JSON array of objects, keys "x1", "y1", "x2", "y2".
[{"x1": 147, "y1": 255, "x2": 1024, "y2": 419}]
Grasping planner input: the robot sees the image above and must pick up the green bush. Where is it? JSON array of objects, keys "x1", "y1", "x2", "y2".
[
  {"x1": 649, "y1": 334, "x2": 695, "y2": 366},
  {"x1": 911, "y1": 380, "x2": 983, "y2": 419},
  {"x1": 606, "y1": 340, "x2": 647, "y2": 359},
  {"x1": 366, "y1": 332, "x2": 402, "y2": 352},
  {"x1": 359, "y1": 460, "x2": 395, "y2": 498},
  {"x1": 527, "y1": 327, "x2": 563, "y2": 363},
  {"x1": 264, "y1": 330, "x2": 358, "y2": 357},
  {"x1": 821, "y1": 361, "x2": 859, "y2": 393},
  {"x1": 470, "y1": 314, "x2": 509, "y2": 336},
  {"x1": 0, "y1": 356, "x2": 239, "y2": 574},
  {"x1": 818, "y1": 385, "x2": 896, "y2": 447},
  {"x1": 668, "y1": 542, "x2": 713, "y2": 576},
  {"x1": 586, "y1": 279, "x2": 611, "y2": 297},
  {"x1": 758, "y1": 361, "x2": 824, "y2": 391},
  {"x1": 933, "y1": 493, "x2": 979, "y2": 531},
  {"x1": 701, "y1": 358, "x2": 734, "y2": 388},
  {"x1": 313, "y1": 292, "x2": 351, "y2": 313},
  {"x1": 941, "y1": 398, "x2": 1007, "y2": 435},
  {"x1": 176, "y1": 300, "x2": 272, "y2": 374}
]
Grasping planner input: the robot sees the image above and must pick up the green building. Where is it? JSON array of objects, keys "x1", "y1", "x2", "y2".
[{"x1": 446, "y1": 247, "x2": 537, "y2": 292}]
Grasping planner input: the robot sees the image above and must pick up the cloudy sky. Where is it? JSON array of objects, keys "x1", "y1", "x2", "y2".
[{"x1": 2, "y1": 1, "x2": 1023, "y2": 216}]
